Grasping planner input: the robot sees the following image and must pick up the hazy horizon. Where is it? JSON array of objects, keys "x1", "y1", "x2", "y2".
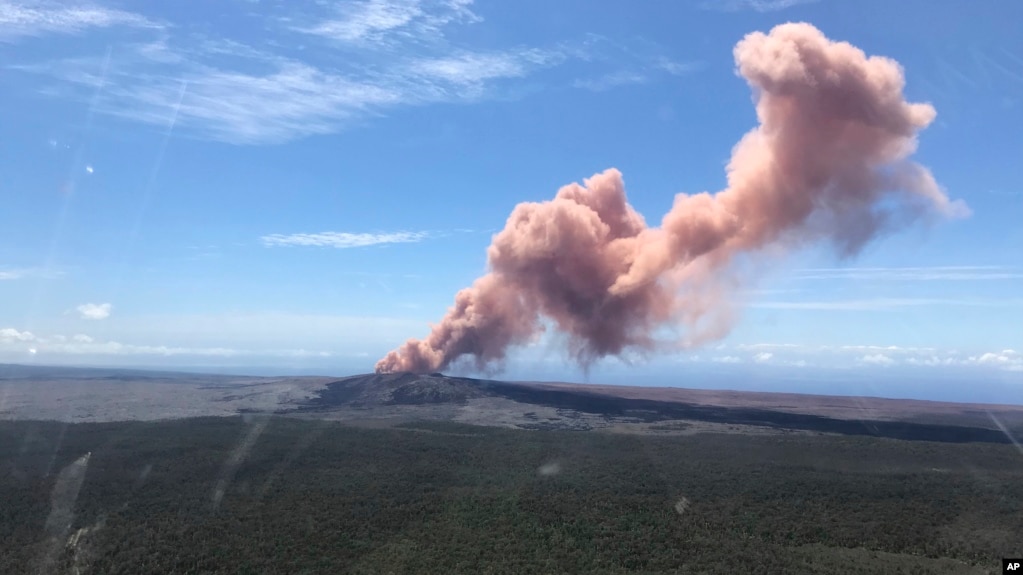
[{"x1": 5, "y1": 359, "x2": 1022, "y2": 406}]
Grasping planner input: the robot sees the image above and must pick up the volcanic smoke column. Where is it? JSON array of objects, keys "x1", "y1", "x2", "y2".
[{"x1": 375, "y1": 22, "x2": 968, "y2": 375}]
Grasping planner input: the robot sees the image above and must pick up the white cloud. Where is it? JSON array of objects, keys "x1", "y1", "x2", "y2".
[
  {"x1": 0, "y1": 313, "x2": 425, "y2": 364},
  {"x1": 839, "y1": 344, "x2": 935, "y2": 354},
  {"x1": 751, "y1": 297, "x2": 1023, "y2": 311},
  {"x1": 0, "y1": 266, "x2": 63, "y2": 280},
  {"x1": 904, "y1": 352, "x2": 1023, "y2": 372},
  {"x1": 9, "y1": 1, "x2": 689, "y2": 144},
  {"x1": 0, "y1": 326, "x2": 335, "y2": 359},
  {"x1": 969, "y1": 349, "x2": 1018, "y2": 366},
  {"x1": 0, "y1": 328, "x2": 35, "y2": 342},
  {"x1": 733, "y1": 342, "x2": 1023, "y2": 373},
  {"x1": 860, "y1": 353, "x2": 895, "y2": 366},
  {"x1": 700, "y1": 0, "x2": 819, "y2": 12},
  {"x1": 299, "y1": 0, "x2": 424, "y2": 43},
  {"x1": 573, "y1": 58, "x2": 701, "y2": 92},
  {"x1": 108, "y1": 61, "x2": 401, "y2": 144},
  {"x1": 739, "y1": 343, "x2": 946, "y2": 355},
  {"x1": 0, "y1": 0, "x2": 158, "y2": 40},
  {"x1": 28, "y1": 340, "x2": 326, "y2": 358},
  {"x1": 905, "y1": 355, "x2": 957, "y2": 367},
  {"x1": 76, "y1": 302, "x2": 112, "y2": 320},
  {"x1": 261, "y1": 231, "x2": 429, "y2": 248},
  {"x1": 296, "y1": 0, "x2": 479, "y2": 45},
  {"x1": 7, "y1": 0, "x2": 557, "y2": 144},
  {"x1": 21, "y1": 41, "x2": 563, "y2": 144},
  {"x1": 696, "y1": 342, "x2": 1023, "y2": 373},
  {"x1": 411, "y1": 49, "x2": 553, "y2": 86},
  {"x1": 655, "y1": 58, "x2": 703, "y2": 76},
  {"x1": 51, "y1": 312, "x2": 430, "y2": 354},
  {"x1": 573, "y1": 70, "x2": 647, "y2": 92},
  {"x1": 737, "y1": 343, "x2": 801, "y2": 351},
  {"x1": 794, "y1": 266, "x2": 1023, "y2": 282}
]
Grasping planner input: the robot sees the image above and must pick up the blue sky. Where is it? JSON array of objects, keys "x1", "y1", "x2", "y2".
[{"x1": 1, "y1": 0, "x2": 1021, "y2": 401}]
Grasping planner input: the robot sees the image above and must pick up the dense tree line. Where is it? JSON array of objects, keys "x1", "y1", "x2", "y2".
[{"x1": 1, "y1": 417, "x2": 1019, "y2": 574}]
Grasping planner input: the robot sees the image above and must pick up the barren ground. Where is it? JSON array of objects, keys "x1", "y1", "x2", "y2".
[{"x1": 3, "y1": 366, "x2": 1021, "y2": 441}]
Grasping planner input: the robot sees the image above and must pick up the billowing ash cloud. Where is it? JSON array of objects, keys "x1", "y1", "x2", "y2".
[{"x1": 376, "y1": 22, "x2": 969, "y2": 374}]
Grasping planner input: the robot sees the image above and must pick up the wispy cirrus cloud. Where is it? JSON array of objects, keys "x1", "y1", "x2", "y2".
[
  {"x1": 699, "y1": 0, "x2": 819, "y2": 12},
  {"x1": 410, "y1": 48, "x2": 559, "y2": 87},
  {"x1": 295, "y1": 0, "x2": 479, "y2": 46},
  {"x1": 0, "y1": 0, "x2": 158, "y2": 40},
  {"x1": 656, "y1": 58, "x2": 703, "y2": 76},
  {"x1": 14, "y1": 19, "x2": 562, "y2": 143},
  {"x1": 573, "y1": 58, "x2": 701, "y2": 92},
  {"x1": 296, "y1": 0, "x2": 425, "y2": 44},
  {"x1": 127, "y1": 62, "x2": 400, "y2": 143},
  {"x1": 573, "y1": 70, "x2": 647, "y2": 92},
  {"x1": 262, "y1": 231, "x2": 430, "y2": 248},
  {"x1": 8, "y1": 0, "x2": 693, "y2": 143}
]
